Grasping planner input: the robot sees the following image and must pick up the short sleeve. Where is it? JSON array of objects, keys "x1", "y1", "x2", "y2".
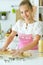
[
  {"x1": 34, "y1": 22, "x2": 42, "y2": 36},
  {"x1": 12, "y1": 20, "x2": 20, "y2": 32}
]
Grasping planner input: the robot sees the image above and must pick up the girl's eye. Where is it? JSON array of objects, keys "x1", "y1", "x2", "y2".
[
  {"x1": 20, "y1": 12, "x2": 23, "y2": 14},
  {"x1": 25, "y1": 10, "x2": 29, "y2": 12},
  {"x1": 20, "y1": 10, "x2": 29, "y2": 14}
]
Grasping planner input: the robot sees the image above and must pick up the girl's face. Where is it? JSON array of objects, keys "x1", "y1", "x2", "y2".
[{"x1": 20, "y1": 5, "x2": 33, "y2": 21}]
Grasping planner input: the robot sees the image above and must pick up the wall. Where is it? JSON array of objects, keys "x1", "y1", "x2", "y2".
[{"x1": 0, "y1": 0, "x2": 22, "y2": 33}]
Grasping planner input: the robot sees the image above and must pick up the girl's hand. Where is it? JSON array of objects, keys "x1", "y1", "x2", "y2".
[
  {"x1": 10, "y1": 49, "x2": 16, "y2": 54},
  {"x1": 11, "y1": 49, "x2": 23, "y2": 57},
  {"x1": 0, "y1": 48, "x2": 7, "y2": 51}
]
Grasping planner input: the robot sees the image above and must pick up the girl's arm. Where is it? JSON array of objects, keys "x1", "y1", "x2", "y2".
[
  {"x1": 2, "y1": 30, "x2": 17, "y2": 51},
  {"x1": 19, "y1": 35, "x2": 41, "y2": 52}
]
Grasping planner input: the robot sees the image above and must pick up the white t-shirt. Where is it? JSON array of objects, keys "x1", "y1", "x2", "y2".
[{"x1": 12, "y1": 20, "x2": 42, "y2": 38}]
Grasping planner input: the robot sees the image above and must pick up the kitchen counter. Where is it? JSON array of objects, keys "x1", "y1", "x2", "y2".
[
  {"x1": 0, "y1": 50, "x2": 43, "y2": 65},
  {"x1": 0, "y1": 38, "x2": 43, "y2": 65}
]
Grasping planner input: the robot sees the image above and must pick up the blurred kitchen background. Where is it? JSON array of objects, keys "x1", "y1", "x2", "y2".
[
  {"x1": 0, "y1": 0, "x2": 43, "y2": 49},
  {"x1": 0, "y1": 0, "x2": 21, "y2": 33},
  {"x1": 39, "y1": 0, "x2": 43, "y2": 21}
]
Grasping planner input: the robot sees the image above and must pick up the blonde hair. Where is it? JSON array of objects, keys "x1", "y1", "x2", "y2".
[{"x1": 19, "y1": 0, "x2": 33, "y2": 10}]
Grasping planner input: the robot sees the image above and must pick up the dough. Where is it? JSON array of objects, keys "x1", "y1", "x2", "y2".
[{"x1": 0, "y1": 50, "x2": 32, "y2": 58}]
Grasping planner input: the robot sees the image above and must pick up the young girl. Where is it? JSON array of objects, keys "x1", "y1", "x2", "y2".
[{"x1": 1, "y1": 0, "x2": 42, "y2": 55}]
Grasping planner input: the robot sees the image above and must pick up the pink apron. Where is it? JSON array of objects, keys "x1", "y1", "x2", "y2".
[{"x1": 18, "y1": 33, "x2": 38, "y2": 50}]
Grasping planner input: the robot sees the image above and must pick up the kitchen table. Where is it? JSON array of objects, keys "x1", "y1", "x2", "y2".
[
  {"x1": 0, "y1": 38, "x2": 43, "y2": 65},
  {"x1": 0, "y1": 50, "x2": 43, "y2": 65}
]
